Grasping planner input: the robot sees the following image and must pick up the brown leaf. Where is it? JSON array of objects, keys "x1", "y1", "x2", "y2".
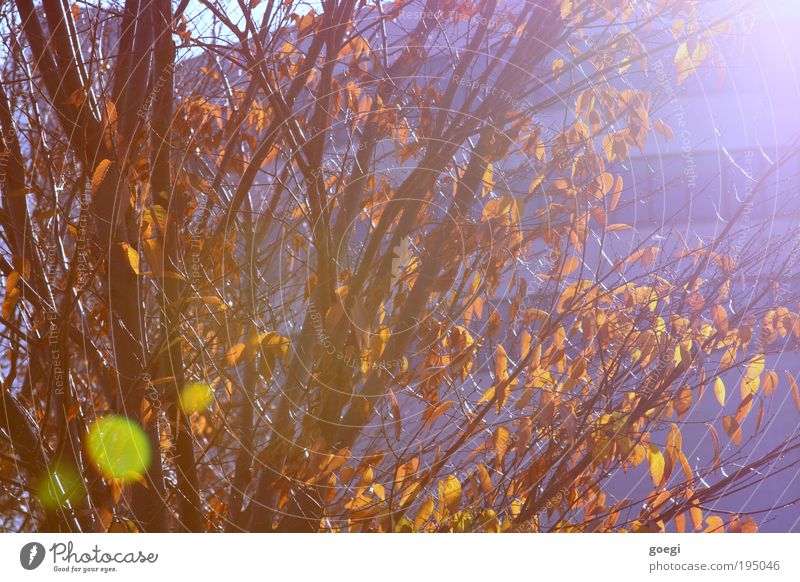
[
  {"x1": 674, "y1": 386, "x2": 693, "y2": 420},
  {"x1": 706, "y1": 422, "x2": 721, "y2": 473},
  {"x1": 721, "y1": 415, "x2": 742, "y2": 446},
  {"x1": 388, "y1": 387, "x2": 402, "y2": 441}
]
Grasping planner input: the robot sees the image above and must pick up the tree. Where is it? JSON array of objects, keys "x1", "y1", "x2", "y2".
[{"x1": 1, "y1": 0, "x2": 799, "y2": 533}]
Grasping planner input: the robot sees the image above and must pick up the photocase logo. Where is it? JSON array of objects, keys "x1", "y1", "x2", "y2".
[{"x1": 20, "y1": 542, "x2": 46, "y2": 570}]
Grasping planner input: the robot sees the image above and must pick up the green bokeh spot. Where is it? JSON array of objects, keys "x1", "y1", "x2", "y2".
[
  {"x1": 38, "y1": 463, "x2": 85, "y2": 511},
  {"x1": 86, "y1": 416, "x2": 151, "y2": 482},
  {"x1": 179, "y1": 382, "x2": 214, "y2": 414}
]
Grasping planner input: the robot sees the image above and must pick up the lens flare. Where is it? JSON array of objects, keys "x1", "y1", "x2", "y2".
[
  {"x1": 37, "y1": 462, "x2": 85, "y2": 510},
  {"x1": 179, "y1": 382, "x2": 214, "y2": 414},
  {"x1": 86, "y1": 415, "x2": 151, "y2": 482}
]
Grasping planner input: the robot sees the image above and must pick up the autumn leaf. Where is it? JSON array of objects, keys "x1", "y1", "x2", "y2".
[
  {"x1": 2, "y1": 271, "x2": 20, "y2": 319},
  {"x1": 647, "y1": 444, "x2": 665, "y2": 488},
  {"x1": 414, "y1": 499, "x2": 434, "y2": 530},
  {"x1": 90, "y1": 159, "x2": 112, "y2": 195},
  {"x1": 704, "y1": 515, "x2": 725, "y2": 533},
  {"x1": 740, "y1": 518, "x2": 758, "y2": 533},
  {"x1": 763, "y1": 370, "x2": 778, "y2": 396},
  {"x1": 438, "y1": 476, "x2": 461, "y2": 516},
  {"x1": 223, "y1": 342, "x2": 246, "y2": 368},
  {"x1": 482, "y1": 163, "x2": 494, "y2": 194},
  {"x1": 713, "y1": 377, "x2": 726, "y2": 406},
  {"x1": 722, "y1": 415, "x2": 743, "y2": 446},
  {"x1": 689, "y1": 501, "x2": 703, "y2": 531},
  {"x1": 388, "y1": 387, "x2": 402, "y2": 441},
  {"x1": 653, "y1": 119, "x2": 674, "y2": 141},
  {"x1": 787, "y1": 371, "x2": 800, "y2": 412},
  {"x1": 493, "y1": 426, "x2": 511, "y2": 466},
  {"x1": 674, "y1": 386, "x2": 693, "y2": 420},
  {"x1": 120, "y1": 243, "x2": 140, "y2": 275},
  {"x1": 706, "y1": 422, "x2": 722, "y2": 473}
]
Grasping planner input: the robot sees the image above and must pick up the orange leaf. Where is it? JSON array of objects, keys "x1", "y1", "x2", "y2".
[
  {"x1": 91, "y1": 159, "x2": 112, "y2": 195},
  {"x1": 689, "y1": 501, "x2": 703, "y2": 531},
  {"x1": 763, "y1": 370, "x2": 778, "y2": 396},
  {"x1": 740, "y1": 518, "x2": 758, "y2": 533},
  {"x1": 704, "y1": 515, "x2": 724, "y2": 533},
  {"x1": 675, "y1": 512, "x2": 686, "y2": 533},
  {"x1": 787, "y1": 371, "x2": 800, "y2": 412}
]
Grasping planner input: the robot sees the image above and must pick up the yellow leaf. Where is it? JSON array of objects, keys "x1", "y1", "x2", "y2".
[
  {"x1": 357, "y1": 466, "x2": 373, "y2": 487},
  {"x1": 414, "y1": 499, "x2": 434, "y2": 530},
  {"x1": 120, "y1": 243, "x2": 140, "y2": 275},
  {"x1": 482, "y1": 164, "x2": 494, "y2": 194},
  {"x1": 647, "y1": 444, "x2": 665, "y2": 487},
  {"x1": 630, "y1": 443, "x2": 647, "y2": 467},
  {"x1": 713, "y1": 377, "x2": 726, "y2": 406},
  {"x1": 223, "y1": 342, "x2": 246, "y2": 368},
  {"x1": 561, "y1": 256, "x2": 580, "y2": 276},
  {"x1": 494, "y1": 344, "x2": 508, "y2": 380},
  {"x1": 438, "y1": 476, "x2": 461, "y2": 516},
  {"x1": 399, "y1": 481, "x2": 421, "y2": 507},
  {"x1": 259, "y1": 332, "x2": 290, "y2": 361},
  {"x1": 141, "y1": 239, "x2": 164, "y2": 276},
  {"x1": 745, "y1": 354, "x2": 765, "y2": 379},
  {"x1": 560, "y1": 0, "x2": 573, "y2": 19},
  {"x1": 609, "y1": 175, "x2": 623, "y2": 211},
  {"x1": 494, "y1": 426, "x2": 510, "y2": 464}
]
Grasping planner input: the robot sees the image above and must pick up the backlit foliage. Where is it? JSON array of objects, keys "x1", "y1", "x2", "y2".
[{"x1": 0, "y1": 0, "x2": 799, "y2": 533}]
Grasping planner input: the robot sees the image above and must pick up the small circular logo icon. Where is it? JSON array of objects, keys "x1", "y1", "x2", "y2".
[{"x1": 20, "y1": 542, "x2": 46, "y2": 570}]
